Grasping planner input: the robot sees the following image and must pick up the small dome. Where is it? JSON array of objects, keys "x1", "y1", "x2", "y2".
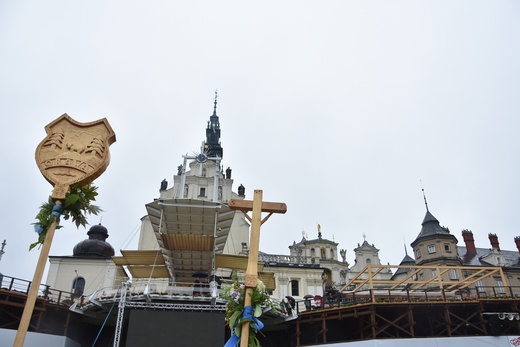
[
  {"x1": 87, "y1": 224, "x2": 109, "y2": 240},
  {"x1": 73, "y1": 224, "x2": 114, "y2": 258}
]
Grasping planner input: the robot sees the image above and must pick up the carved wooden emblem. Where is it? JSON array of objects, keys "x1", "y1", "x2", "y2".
[{"x1": 35, "y1": 114, "x2": 116, "y2": 199}]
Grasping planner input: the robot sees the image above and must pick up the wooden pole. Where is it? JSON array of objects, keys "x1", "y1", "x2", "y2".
[
  {"x1": 240, "y1": 190, "x2": 263, "y2": 347},
  {"x1": 229, "y1": 191, "x2": 286, "y2": 347},
  {"x1": 13, "y1": 201, "x2": 61, "y2": 347}
]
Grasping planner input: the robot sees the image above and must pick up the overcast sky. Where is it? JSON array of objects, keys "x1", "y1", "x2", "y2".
[{"x1": 1, "y1": 1, "x2": 519, "y2": 283}]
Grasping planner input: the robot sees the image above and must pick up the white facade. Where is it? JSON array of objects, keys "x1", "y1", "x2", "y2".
[
  {"x1": 349, "y1": 239, "x2": 393, "y2": 282},
  {"x1": 47, "y1": 256, "x2": 124, "y2": 297}
]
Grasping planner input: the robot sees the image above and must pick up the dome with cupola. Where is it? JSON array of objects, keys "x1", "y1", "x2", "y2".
[{"x1": 73, "y1": 224, "x2": 115, "y2": 258}]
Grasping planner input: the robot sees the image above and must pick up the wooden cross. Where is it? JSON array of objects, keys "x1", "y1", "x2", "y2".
[{"x1": 229, "y1": 190, "x2": 287, "y2": 347}]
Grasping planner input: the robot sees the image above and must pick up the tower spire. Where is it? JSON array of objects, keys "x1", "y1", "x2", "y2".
[
  {"x1": 0, "y1": 239, "x2": 5, "y2": 262},
  {"x1": 420, "y1": 180, "x2": 429, "y2": 211},
  {"x1": 213, "y1": 90, "x2": 218, "y2": 116},
  {"x1": 205, "y1": 92, "x2": 223, "y2": 158}
]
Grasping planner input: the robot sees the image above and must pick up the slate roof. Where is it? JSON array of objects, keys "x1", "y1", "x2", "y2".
[
  {"x1": 457, "y1": 246, "x2": 520, "y2": 268},
  {"x1": 411, "y1": 210, "x2": 457, "y2": 247},
  {"x1": 392, "y1": 254, "x2": 416, "y2": 278}
]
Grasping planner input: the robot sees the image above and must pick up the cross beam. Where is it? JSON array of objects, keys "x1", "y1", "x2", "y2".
[{"x1": 228, "y1": 190, "x2": 286, "y2": 347}]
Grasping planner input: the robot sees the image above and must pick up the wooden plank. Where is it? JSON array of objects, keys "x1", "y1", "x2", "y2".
[{"x1": 229, "y1": 199, "x2": 287, "y2": 214}]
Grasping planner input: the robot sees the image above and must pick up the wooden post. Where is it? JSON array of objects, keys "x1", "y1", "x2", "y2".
[
  {"x1": 229, "y1": 190, "x2": 287, "y2": 347},
  {"x1": 240, "y1": 190, "x2": 263, "y2": 347},
  {"x1": 13, "y1": 202, "x2": 61, "y2": 347},
  {"x1": 15, "y1": 114, "x2": 116, "y2": 346}
]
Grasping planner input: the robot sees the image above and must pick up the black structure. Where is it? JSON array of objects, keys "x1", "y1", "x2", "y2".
[
  {"x1": 72, "y1": 224, "x2": 115, "y2": 258},
  {"x1": 205, "y1": 94, "x2": 223, "y2": 159}
]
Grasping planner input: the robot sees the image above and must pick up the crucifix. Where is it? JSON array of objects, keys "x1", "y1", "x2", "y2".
[{"x1": 229, "y1": 190, "x2": 287, "y2": 347}]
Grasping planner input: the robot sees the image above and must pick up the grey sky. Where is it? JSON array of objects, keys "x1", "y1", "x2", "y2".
[{"x1": 1, "y1": 1, "x2": 519, "y2": 282}]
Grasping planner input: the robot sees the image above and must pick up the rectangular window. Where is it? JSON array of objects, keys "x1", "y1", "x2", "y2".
[
  {"x1": 476, "y1": 280, "x2": 485, "y2": 292},
  {"x1": 496, "y1": 280, "x2": 505, "y2": 294},
  {"x1": 444, "y1": 243, "x2": 451, "y2": 252},
  {"x1": 199, "y1": 187, "x2": 206, "y2": 197},
  {"x1": 290, "y1": 280, "x2": 299, "y2": 296},
  {"x1": 427, "y1": 245, "x2": 436, "y2": 254},
  {"x1": 449, "y1": 269, "x2": 457, "y2": 280},
  {"x1": 419, "y1": 273, "x2": 424, "y2": 281}
]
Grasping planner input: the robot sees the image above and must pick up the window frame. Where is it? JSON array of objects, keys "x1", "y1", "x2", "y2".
[
  {"x1": 449, "y1": 269, "x2": 457, "y2": 280},
  {"x1": 290, "y1": 279, "x2": 300, "y2": 297}
]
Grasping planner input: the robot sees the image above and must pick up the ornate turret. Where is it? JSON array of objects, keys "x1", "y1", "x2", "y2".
[
  {"x1": 73, "y1": 224, "x2": 115, "y2": 258},
  {"x1": 205, "y1": 91, "x2": 223, "y2": 158},
  {"x1": 410, "y1": 209, "x2": 459, "y2": 265},
  {"x1": 411, "y1": 210, "x2": 454, "y2": 246}
]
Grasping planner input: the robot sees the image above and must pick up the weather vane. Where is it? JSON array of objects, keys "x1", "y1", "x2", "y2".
[{"x1": 420, "y1": 180, "x2": 429, "y2": 211}]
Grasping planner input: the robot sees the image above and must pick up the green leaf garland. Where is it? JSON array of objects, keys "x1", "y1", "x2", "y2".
[
  {"x1": 30, "y1": 183, "x2": 102, "y2": 251},
  {"x1": 222, "y1": 273, "x2": 272, "y2": 346}
]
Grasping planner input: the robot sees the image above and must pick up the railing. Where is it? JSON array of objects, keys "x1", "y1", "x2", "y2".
[
  {"x1": 258, "y1": 253, "x2": 319, "y2": 265},
  {"x1": 80, "y1": 278, "x2": 224, "y2": 308},
  {"x1": 0, "y1": 274, "x2": 78, "y2": 307},
  {"x1": 288, "y1": 285, "x2": 520, "y2": 314}
]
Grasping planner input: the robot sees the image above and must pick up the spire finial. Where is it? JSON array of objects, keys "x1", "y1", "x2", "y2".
[
  {"x1": 213, "y1": 90, "x2": 218, "y2": 115},
  {"x1": 420, "y1": 180, "x2": 429, "y2": 211},
  {"x1": 403, "y1": 238, "x2": 408, "y2": 256},
  {"x1": 0, "y1": 239, "x2": 5, "y2": 262}
]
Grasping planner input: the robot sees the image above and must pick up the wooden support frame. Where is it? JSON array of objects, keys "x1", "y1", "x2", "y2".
[
  {"x1": 340, "y1": 264, "x2": 510, "y2": 296},
  {"x1": 292, "y1": 298, "x2": 520, "y2": 346}
]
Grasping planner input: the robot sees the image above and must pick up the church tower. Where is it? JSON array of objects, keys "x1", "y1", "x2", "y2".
[
  {"x1": 204, "y1": 94, "x2": 223, "y2": 158},
  {"x1": 138, "y1": 95, "x2": 249, "y2": 255}
]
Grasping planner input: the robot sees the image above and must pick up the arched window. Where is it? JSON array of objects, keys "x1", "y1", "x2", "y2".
[
  {"x1": 366, "y1": 258, "x2": 372, "y2": 265},
  {"x1": 72, "y1": 277, "x2": 86, "y2": 296},
  {"x1": 310, "y1": 248, "x2": 315, "y2": 257}
]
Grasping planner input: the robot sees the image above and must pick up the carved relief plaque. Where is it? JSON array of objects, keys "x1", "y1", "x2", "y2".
[{"x1": 35, "y1": 114, "x2": 116, "y2": 199}]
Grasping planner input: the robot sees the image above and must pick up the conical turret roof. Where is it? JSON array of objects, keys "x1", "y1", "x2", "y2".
[{"x1": 411, "y1": 210, "x2": 457, "y2": 247}]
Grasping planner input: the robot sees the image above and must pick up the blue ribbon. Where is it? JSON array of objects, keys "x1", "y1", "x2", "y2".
[
  {"x1": 243, "y1": 305, "x2": 264, "y2": 331},
  {"x1": 223, "y1": 306, "x2": 264, "y2": 347},
  {"x1": 34, "y1": 203, "x2": 63, "y2": 234},
  {"x1": 224, "y1": 332, "x2": 239, "y2": 347}
]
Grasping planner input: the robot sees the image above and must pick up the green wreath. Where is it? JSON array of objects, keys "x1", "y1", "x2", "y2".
[{"x1": 30, "y1": 183, "x2": 102, "y2": 251}]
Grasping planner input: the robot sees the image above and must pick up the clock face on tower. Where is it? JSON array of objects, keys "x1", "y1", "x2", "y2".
[{"x1": 196, "y1": 153, "x2": 208, "y2": 163}]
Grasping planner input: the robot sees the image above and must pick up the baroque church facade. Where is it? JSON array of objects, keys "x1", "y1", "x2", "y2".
[
  {"x1": 45, "y1": 97, "x2": 394, "y2": 307},
  {"x1": 44, "y1": 97, "x2": 520, "y2": 315}
]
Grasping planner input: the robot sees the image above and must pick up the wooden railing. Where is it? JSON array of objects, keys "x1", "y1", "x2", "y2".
[
  {"x1": 288, "y1": 285, "x2": 520, "y2": 314},
  {"x1": 0, "y1": 274, "x2": 79, "y2": 307}
]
